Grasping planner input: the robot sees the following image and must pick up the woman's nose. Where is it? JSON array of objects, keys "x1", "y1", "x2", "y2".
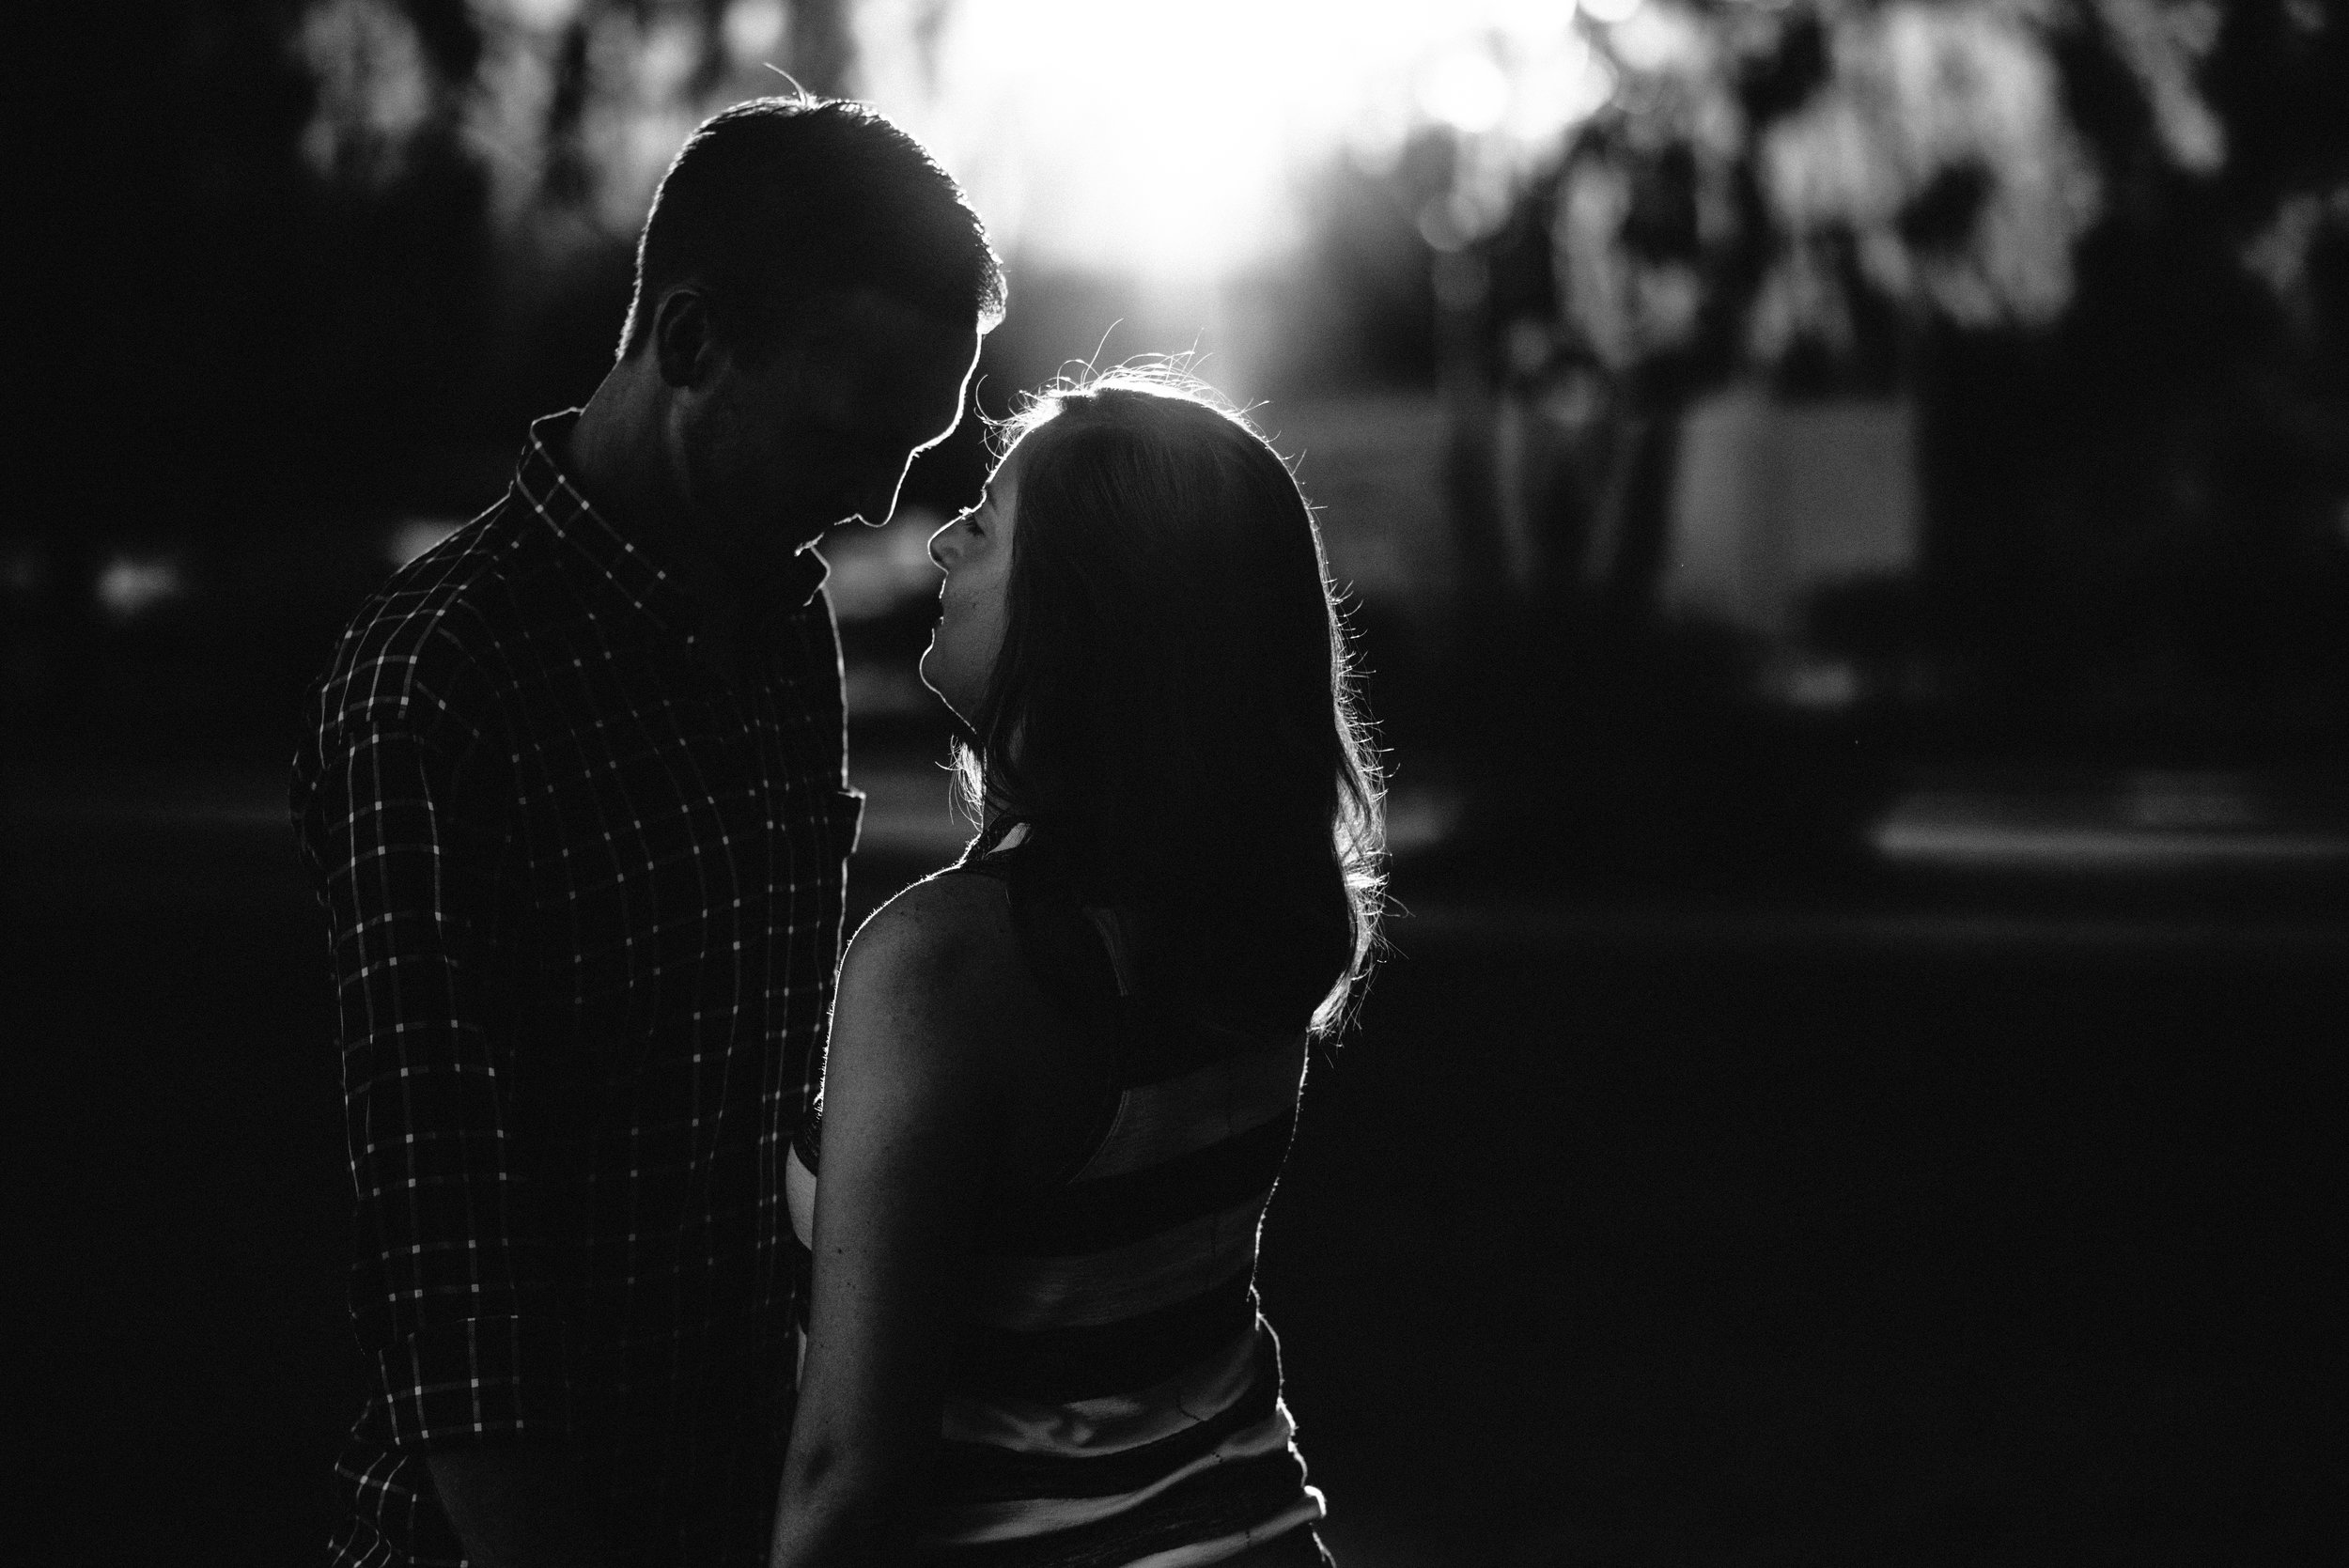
[{"x1": 927, "y1": 520, "x2": 958, "y2": 572}]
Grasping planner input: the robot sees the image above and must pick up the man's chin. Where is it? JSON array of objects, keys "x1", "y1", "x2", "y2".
[
  {"x1": 745, "y1": 527, "x2": 824, "y2": 575},
  {"x1": 807, "y1": 504, "x2": 879, "y2": 535}
]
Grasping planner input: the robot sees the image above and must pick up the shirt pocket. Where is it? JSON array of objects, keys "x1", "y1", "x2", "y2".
[{"x1": 823, "y1": 786, "x2": 865, "y2": 866}]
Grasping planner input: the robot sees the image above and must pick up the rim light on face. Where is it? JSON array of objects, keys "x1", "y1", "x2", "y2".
[{"x1": 919, "y1": 456, "x2": 1019, "y2": 727}]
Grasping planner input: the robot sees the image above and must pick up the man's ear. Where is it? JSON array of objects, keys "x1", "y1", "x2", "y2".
[{"x1": 650, "y1": 287, "x2": 720, "y2": 390}]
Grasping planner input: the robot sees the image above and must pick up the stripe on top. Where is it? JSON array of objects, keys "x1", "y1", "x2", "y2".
[
  {"x1": 938, "y1": 1319, "x2": 1262, "y2": 1457},
  {"x1": 926, "y1": 1409, "x2": 1304, "y2": 1545},
  {"x1": 987, "y1": 1106, "x2": 1299, "y2": 1256},
  {"x1": 1067, "y1": 1045, "x2": 1305, "y2": 1182},
  {"x1": 962, "y1": 1187, "x2": 1278, "y2": 1330},
  {"x1": 934, "y1": 1331, "x2": 1279, "y2": 1502},
  {"x1": 924, "y1": 1452, "x2": 1318, "y2": 1568},
  {"x1": 788, "y1": 840, "x2": 1328, "y2": 1566},
  {"x1": 942, "y1": 1265, "x2": 1259, "y2": 1405}
]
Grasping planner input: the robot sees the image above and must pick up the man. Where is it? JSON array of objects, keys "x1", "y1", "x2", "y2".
[{"x1": 293, "y1": 98, "x2": 1002, "y2": 1567}]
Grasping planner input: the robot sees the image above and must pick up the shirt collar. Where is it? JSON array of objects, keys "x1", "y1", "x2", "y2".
[{"x1": 513, "y1": 409, "x2": 832, "y2": 639}]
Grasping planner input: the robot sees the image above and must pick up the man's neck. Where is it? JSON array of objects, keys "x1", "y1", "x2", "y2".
[{"x1": 568, "y1": 377, "x2": 761, "y2": 650}]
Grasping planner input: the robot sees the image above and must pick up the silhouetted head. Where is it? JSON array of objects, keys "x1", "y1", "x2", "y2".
[
  {"x1": 924, "y1": 367, "x2": 1384, "y2": 1034},
  {"x1": 620, "y1": 96, "x2": 1004, "y2": 363},
  {"x1": 606, "y1": 98, "x2": 1003, "y2": 562}
]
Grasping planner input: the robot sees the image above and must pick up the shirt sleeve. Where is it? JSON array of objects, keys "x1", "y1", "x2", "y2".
[{"x1": 296, "y1": 642, "x2": 574, "y2": 1452}]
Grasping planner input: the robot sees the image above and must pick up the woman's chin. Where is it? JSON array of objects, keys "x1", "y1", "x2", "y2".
[{"x1": 915, "y1": 655, "x2": 952, "y2": 715}]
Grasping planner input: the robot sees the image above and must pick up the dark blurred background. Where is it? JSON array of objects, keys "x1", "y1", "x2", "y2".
[{"x1": 9, "y1": 2, "x2": 2347, "y2": 1562}]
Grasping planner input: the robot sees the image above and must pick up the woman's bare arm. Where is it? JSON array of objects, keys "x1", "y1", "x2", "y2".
[{"x1": 768, "y1": 874, "x2": 1034, "y2": 1568}]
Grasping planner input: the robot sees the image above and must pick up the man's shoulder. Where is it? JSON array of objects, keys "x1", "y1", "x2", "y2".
[{"x1": 311, "y1": 494, "x2": 544, "y2": 728}]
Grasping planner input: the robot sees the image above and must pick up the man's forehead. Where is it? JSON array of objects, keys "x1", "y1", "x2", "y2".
[
  {"x1": 803, "y1": 287, "x2": 978, "y2": 361},
  {"x1": 813, "y1": 290, "x2": 979, "y2": 430}
]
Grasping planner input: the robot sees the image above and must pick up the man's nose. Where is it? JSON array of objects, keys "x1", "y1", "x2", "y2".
[
  {"x1": 854, "y1": 483, "x2": 898, "y2": 528},
  {"x1": 850, "y1": 460, "x2": 910, "y2": 528}
]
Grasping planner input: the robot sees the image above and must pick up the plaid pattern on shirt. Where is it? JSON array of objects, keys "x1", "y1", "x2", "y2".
[{"x1": 292, "y1": 411, "x2": 863, "y2": 1567}]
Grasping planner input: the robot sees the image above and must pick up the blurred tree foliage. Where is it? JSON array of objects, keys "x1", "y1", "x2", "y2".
[
  {"x1": 1455, "y1": 0, "x2": 2349, "y2": 781},
  {"x1": 1391, "y1": 0, "x2": 2349, "y2": 885}
]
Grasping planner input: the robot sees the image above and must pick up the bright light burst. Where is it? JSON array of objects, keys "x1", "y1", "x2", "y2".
[
  {"x1": 860, "y1": 0, "x2": 1612, "y2": 279},
  {"x1": 1422, "y1": 52, "x2": 1513, "y2": 136}
]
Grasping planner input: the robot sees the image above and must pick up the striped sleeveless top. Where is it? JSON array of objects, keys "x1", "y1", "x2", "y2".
[{"x1": 786, "y1": 842, "x2": 1326, "y2": 1567}]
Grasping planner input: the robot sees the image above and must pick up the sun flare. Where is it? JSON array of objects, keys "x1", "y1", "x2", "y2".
[{"x1": 862, "y1": 0, "x2": 1612, "y2": 279}]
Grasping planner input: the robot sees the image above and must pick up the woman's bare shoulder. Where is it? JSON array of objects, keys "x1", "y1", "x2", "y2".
[
  {"x1": 838, "y1": 871, "x2": 1043, "y2": 1027},
  {"x1": 848, "y1": 869, "x2": 1009, "y2": 962},
  {"x1": 832, "y1": 868, "x2": 1101, "y2": 1188}
]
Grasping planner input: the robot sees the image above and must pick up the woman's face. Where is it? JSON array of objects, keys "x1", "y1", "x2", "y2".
[{"x1": 921, "y1": 452, "x2": 1020, "y2": 723}]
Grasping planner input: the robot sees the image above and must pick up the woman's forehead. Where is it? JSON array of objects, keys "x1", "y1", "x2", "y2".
[{"x1": 985, "y1": 447, "x2": 1027, "y2": 494}]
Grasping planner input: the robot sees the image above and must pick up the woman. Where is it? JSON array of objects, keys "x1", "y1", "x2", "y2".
[{"x1": 770, "y1": 370, "x2": 1383, "y2": 1568}]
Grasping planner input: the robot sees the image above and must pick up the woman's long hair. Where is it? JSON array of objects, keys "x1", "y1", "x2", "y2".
[{"x1": 954, "y1": 367, "x2": 1384, "y2": 1036}]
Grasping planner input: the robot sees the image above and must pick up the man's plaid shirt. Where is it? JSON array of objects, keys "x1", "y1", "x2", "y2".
[{"x1": 293, "y1": 411, "x2": 863, "y2": 1567}]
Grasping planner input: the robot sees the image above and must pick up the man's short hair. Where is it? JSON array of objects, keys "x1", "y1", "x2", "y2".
[{"x1": 620, "y1": 97, "x2": 1005, "y2": 359}]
